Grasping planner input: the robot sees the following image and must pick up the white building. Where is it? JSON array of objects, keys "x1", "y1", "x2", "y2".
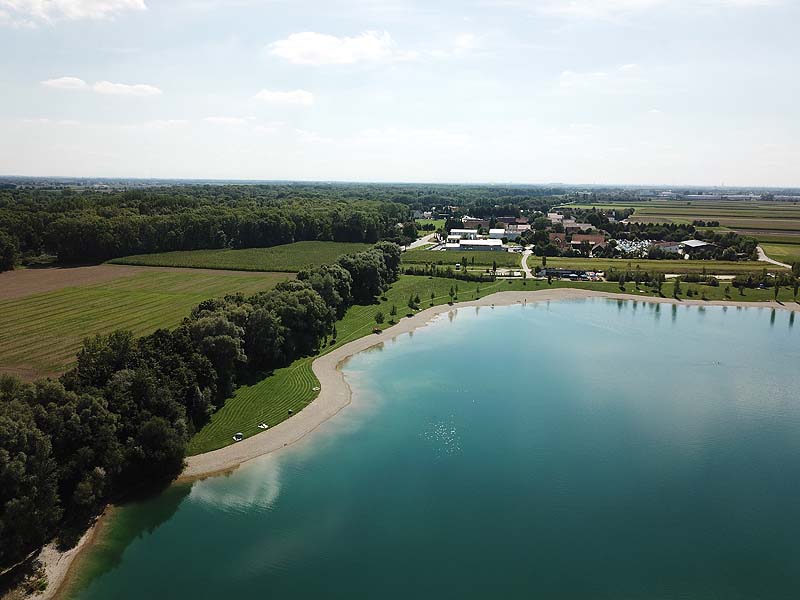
[
  {"x1": 489, "y1": 228, "x2": 506, "y2": 239},
  {"x1": 448, "y1": 228, "x2": 479, "y2": 240},
  {"x1": 445, "y1": 238, "x2": 505, "y2": 252}
]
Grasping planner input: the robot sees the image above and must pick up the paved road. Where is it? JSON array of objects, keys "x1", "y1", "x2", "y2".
[
  {"x1": 408, "y1": 233, "x2": 436, "y2": 249},
  {"x1": 757, "y1": 245, "x2": 792, "y2": 269},
  {"x1": 521, "y1": 248, "x2": 534, "y2": 279}
]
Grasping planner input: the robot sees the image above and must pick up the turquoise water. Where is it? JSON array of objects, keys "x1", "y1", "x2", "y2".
[{"x1": 71, "y1": 300, "x2": 800, "y2": 600}]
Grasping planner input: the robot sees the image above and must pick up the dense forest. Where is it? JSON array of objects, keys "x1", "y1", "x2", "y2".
[
  {"x1": 0, "y1": 185, "x2": 414, "y2": 268},
  {"x1": 0, "y1": 242, "x2": 400, "y2": 570},
  {"x1": 0, "y1": 183, "x2": 572, "y2": 271}
]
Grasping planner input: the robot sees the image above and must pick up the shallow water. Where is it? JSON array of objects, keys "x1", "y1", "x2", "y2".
[{"x1": 70, "y1": 299, "x2": 800, "y2": 600}]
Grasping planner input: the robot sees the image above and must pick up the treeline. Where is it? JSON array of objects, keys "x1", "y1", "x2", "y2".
[
  {"x1": 0, "y1": 242, "x2": 400, "y2": 570},
  {"x1": 403, "y1": 264, "x2": 497, "y2": 282},
  {"x1": 0, "y1": 186, "x2": 410, "y2": 269}
]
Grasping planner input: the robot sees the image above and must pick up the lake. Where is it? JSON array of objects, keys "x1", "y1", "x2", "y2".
[{"x1": 69, "y1": 299, "x2": 800, "y2": 600}]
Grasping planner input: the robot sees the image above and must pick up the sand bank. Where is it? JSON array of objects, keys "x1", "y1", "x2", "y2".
[{"x1": 182, "y1": 288, "x2": 798, "y2": 480}]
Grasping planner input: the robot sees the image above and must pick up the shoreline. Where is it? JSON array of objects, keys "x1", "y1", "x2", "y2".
[
  {"x1": 40, "y1": 288, "x2": 798, "y2": 599},
  {"x1": 36, "y1": 508, "x2": 112, "y2": 600},
  {"x1": 181, "y1": 287, "x2": 799, "y2": 480}
]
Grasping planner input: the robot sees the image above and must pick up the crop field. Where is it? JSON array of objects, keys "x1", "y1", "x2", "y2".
[
  {"x1": 402, "y1": 247, "x2": 521, "y2": 268},
  {"x1": 187, "y1": 272, "x2": 800, "y2": 455},
  {"x1": 0, "y1": 269, "x2": 290, "y2": 380},
  {"x1": 559, "y1": 198, "x2": 800, "y2": 266},
  {"x1": 109, "y1": 241, "x2": 373, "y2": 272}
]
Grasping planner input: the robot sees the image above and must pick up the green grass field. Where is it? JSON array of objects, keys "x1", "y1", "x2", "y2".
[
  {"x1": 761, "y1": 243, "x2": 800, "y2": 264},
  {"x1": 109, "y1": 241, "x2": 373, "y2": 272},
  {"x1": 541, "y1": 256, "x2": 781, "y2": 275},
  {"x1": 187, "y1": 273, "x2": 800, "y2": 455},
  {"x1": 416, "y1": 218, "x2": 445, "y2": 230},
  {"x1": 402, "y1": 247, "x2": 521, "y2": 268},
  {"x1": 0, "y1": 270, "x2": 289, "y2": 379}
]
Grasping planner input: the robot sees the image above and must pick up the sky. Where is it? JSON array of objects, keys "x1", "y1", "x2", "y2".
[{"x1": 1, "y1": 0, "x2": 798, "y2": 186}]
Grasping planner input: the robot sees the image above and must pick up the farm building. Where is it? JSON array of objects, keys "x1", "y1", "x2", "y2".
[{"x1": 445, "y1": 238, "x2": 505, "y2": 252}]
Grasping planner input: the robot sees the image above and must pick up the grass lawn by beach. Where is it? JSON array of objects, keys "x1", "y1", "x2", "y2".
[
  {"x1": 0, "y1": 269, "x2": 289, "y2": 380},
  {"x1": 109, "y1": 241, "x2": 373, "y2": 272},
  {"x1": 186, "y1": 274, "x2": 800, "y2": 455}
]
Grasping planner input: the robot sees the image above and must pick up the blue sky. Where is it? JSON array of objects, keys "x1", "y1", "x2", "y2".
[{"x1": 1, "y1": 0, "x2": 798, "y2": 185}]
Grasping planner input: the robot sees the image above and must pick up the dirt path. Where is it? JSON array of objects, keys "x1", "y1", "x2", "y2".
[
  {"x1": 757, "y1": 245, "x2": 792, "y2": 269},
  {"x1": 521, "y1": 248, "x2": 534, "y2": 279}
]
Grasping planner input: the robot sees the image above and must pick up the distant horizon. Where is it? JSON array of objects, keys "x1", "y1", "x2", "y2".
[{"x1": 2, "y1": 174, "x2": 800, "y2": 193}]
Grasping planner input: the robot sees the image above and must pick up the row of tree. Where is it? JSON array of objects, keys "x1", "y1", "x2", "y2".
[
  {"x1": 0, "y1": 186, "x2": 411, "y2": 269},
  {"x1": 0, "y1": 242, "x2": 400, "y2": 569}
]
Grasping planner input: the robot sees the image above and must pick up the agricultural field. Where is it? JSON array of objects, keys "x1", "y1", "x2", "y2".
[
  {"x1": 109, "y1": 241, "x2": 373, "y2": 272},
  {"x1": 402, "y1": 247, "x2": 521, "y2": 268},
  {"x1": 187, "y1": 273, "x2": 800, "y2": 455},
  {"x1": 0, "y1": 268, "x2": 290, "y2": 380},
  {"x1": 559, "y1": 198, "x2": 800, "y2": 266}
]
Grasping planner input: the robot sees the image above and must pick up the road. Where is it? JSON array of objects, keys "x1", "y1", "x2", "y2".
[
  {"x1": 521, "y1": 248, "x2": 534, "y2": 279},
  {"x1": 756, "y1": 245, "x2": 792, "y2": 269},
  {"x1": 408, "y1": 233, "x2": 436, "y2": 249}
]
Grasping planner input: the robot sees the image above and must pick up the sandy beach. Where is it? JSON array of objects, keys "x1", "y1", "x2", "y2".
[
  {"x1": 39, "y1": 288, "x2": 798, "y2": 599},
  {"x1": 181, "y1": 288, "x2": 799, "y2": 480}
]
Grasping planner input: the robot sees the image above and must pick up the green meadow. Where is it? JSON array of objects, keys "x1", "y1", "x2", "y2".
[
  {"x1": 0, "y1": 270, "x2": 289, "y2": 379},
  {"x1": 109, "y1": 241, "x2": 373, "y2": 272}
]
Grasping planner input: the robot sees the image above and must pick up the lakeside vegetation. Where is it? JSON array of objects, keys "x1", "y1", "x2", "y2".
[
  {"x1": 188, "y1": 272, "x2": 800, "y2": 455},
  {"x1": 109, "y1": 241, "x2": 372, "y2": 272},
  {"x1": 0, "y1": 242, "x2": 401, "y2": 574}
]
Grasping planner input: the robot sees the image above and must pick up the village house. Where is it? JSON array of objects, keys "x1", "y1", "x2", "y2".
[
  {"x1": 462, "y1": 216, "x2": 491, "y2": 229},
  {"x1": 570, "y1": 233, "x2": 607, "y2": 256},
  {"x1": 548, "y1": 232, "x2": 568, "y2": 250}
]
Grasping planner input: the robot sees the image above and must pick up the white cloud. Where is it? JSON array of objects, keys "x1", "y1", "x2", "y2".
[
  {"x1": 0, "y1": 0, "x2": 146, "y2": 24},
  {"x1": 254, "y1": 121, "x2": 283, "y2": 134},
  {"x1": 350, "y1": 127, "x2": 471, "y2": 149},
  {"x1": 538, "y1": 0, "x2": 778, "y2": 18},
  {"x1": 21, "y1": 117, "x2": 80, "y2": 125},
  {"x1": 268, "y1": 31, "x2": 403, "y2": 65},
  {"x1": 254, "y1": 89, "x2": 314, "y2": 106},
  {"x1": 92, "y1": 80, "x2": 161, "y2": 96},
  {"x1": 294, "y1": 129, "x2": 333, "y2": 144},
  {"x1": 204, "y1": 116, "x2": 248, "y2": 125},
  {"x1": 41, "y1": 76, "x2": 87, "y2": 89},
  {"x1": 145, "y1": 119, "x2": 189, "y2": 128},
  {"x1": 430, "y1": 32, "x2": 481, "y2": 58},
  {"x1": 41, "y1": 76, "x2": 161, "y2": 96},
  {"x1": 557, "y1": 63, "x2": 645, "y2": 94}
]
